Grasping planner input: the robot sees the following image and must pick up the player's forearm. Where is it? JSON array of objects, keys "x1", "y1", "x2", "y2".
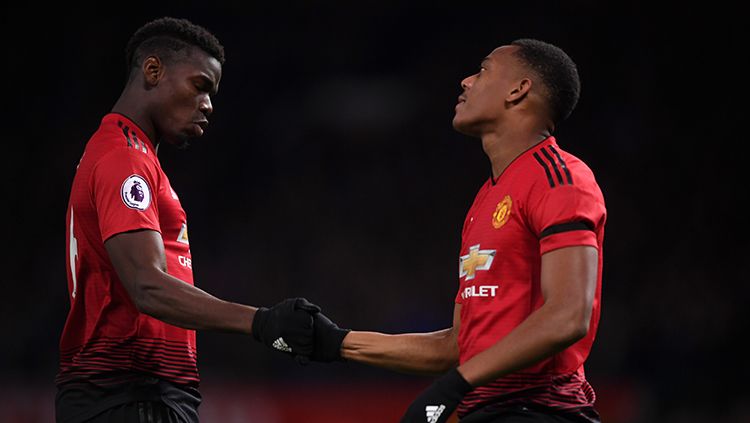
[
  {"x1": 341, "y1": 329, "x2": 458, "y2": 375},
  {"x1": 457, "y1": 303, "x2": 588, "y2": 387},
  {"x1": 134, "y1": 269, "x2": 255, "y2": 334}
]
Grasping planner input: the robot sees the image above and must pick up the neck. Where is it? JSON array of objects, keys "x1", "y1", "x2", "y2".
[
  {"x1": 111, "y1": 86, "x2": 157, "y2": 143},
  {"x1": 481, "y1": 120, "x2": 552, "y2": 179}
]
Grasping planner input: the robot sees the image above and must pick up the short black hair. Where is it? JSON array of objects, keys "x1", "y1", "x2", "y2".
[
  {"x1": 510, "y1": 39, "x2": 580, "y2": 126},
  {"x1": 125, "y1": 17, "x2": 225, "y2": 76}
]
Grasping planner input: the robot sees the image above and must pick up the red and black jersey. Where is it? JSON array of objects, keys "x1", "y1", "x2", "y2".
[
  {"x1": 58, "y1": 113, "x2": 198, "y2": 387},
  {"x1": 455, "y1": 137, "x2": 606, "y2": 419}
]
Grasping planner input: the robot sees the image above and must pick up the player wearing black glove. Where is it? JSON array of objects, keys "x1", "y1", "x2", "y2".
[
  {"x1": 400, "y1": 368, "x2": 473, "y2": 423},
  {"x1": 251, "y1": 297, "x2": 320, "y2": 358},
  {"x1": 309, "y1": 311, "x2": 351, "y2": 362}
]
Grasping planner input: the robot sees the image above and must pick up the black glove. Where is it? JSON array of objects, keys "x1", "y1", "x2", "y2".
[
  {"x1": 310, "y1": 311, "x2": 350, "y2": 362},
  {"x1": 400, "y1": 368, "x2": 473, "y2": 423},
  {"x1": 252, "y1": 297, "x2": 320, "y2": 357}
]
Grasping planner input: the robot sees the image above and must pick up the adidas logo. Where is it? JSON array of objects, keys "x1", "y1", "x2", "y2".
[
  {"x1": 425, "y1": 404, "x2": 445, "y2": 423},
  {"x1": 272, "y1": 337, "x2": 292, "y2": 353}
]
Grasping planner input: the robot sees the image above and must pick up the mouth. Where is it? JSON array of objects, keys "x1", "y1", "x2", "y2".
[
  {"x1": 455, "y1": 95, "x2": 467, "y2": 109},
  {"x1": 192, "y1": 120, "x2": 209, "y2": 136}
]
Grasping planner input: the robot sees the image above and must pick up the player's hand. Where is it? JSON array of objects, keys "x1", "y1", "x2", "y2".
[
  {"x1": 400, "y1": 368, "x2": 473, "y2": 423},
  {"x1": 252, "y1": 297, "x2": 320, "y2": 359},
  {"x1": 310, "y1": 311, "x2": 350, "y2": 362}
]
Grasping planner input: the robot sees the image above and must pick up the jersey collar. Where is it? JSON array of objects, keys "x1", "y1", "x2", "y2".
[{"x1": 490, "y1": 136, "x2": 557, "y2": 185}]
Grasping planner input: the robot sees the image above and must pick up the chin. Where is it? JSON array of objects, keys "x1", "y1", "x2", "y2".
[
  {"x1": 163, "y1": 133, "x2": 192, "y2": 150},
  {"x1": 175, "y1": 138, "x2": 191, "y2": 150},
  {"x1": 175, "y1": 133, "x2": 192, "y2": 150},
  {"x1": 452, "y1": 116, "x2": 478, "y2": 137}
]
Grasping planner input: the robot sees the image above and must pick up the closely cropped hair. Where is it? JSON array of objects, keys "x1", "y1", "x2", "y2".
[
  {"x1": 511, "y1": 39, "x2": 580, "y2": 126},
  {"x1": 125, "y1": 17, "x2": 225, "y2": 75}
]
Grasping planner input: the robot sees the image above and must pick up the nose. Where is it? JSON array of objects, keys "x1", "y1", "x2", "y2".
[
  {"x1": 199, "y1": 95, "x2": 213, "y2": 117},
  {"x1": 461, "y1": 74, "x2": 475, "y2": 90}
]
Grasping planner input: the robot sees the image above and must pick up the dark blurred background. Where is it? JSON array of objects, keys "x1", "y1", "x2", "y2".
[{"x1": 3, "y1": 2, "x2": 746, "y2": 422}]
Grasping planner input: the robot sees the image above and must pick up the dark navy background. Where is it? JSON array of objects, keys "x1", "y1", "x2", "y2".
[{"x1": 4, "y1": 2, "x2": 744, "y2": 422}]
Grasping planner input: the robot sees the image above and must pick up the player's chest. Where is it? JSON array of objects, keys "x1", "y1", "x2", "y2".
[
  {"x1": 156, "y1": 180, "x2": 193, "y2": 276},
  {"x1": 156, "y1": 179, "x2": 187, "y2": 232},
  {"x1": 459, "y1": 185, "x2": 537, "y2": 278},
  {"x1": 462, "y1": 185, "x2": 530, "y2": 246}
]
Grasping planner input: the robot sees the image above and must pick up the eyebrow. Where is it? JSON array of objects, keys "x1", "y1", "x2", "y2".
[{"x1": 481, "y1": 58, "x2": 491, "y2": 67}]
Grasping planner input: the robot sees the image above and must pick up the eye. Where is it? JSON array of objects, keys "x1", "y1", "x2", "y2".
[{"x1": 193, "y1": 78, "x2": 213, "y2": 93}]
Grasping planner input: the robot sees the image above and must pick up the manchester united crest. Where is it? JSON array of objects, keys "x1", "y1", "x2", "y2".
[{"x1": 492, "y1": 195, "x2": 512, "y2": 229}]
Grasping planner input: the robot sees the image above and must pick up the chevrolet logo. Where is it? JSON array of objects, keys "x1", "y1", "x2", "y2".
[
  {"x1": 459, "y1": 244, "x2": 496, "y2": 280},
  {"x1": 177, "y1": 223, "x2": 189, "y2": 245}
]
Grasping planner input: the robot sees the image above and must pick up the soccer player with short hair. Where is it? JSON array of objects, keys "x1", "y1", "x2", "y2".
[
  {"x1": 313, "y1": 39, "x2": 607, "y2": 422},
  {"x1": 57, "y1": 17, "x2": 320, "y2": 423}
]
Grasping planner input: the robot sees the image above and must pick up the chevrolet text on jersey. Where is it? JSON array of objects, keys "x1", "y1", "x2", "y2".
[{"x1": 460, "y1": 285, "x2": 499, "y2": 300}]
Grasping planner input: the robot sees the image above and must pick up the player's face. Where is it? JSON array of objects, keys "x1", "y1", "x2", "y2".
[
  {"x1": 153, "y1": 48, "x2": 222, "y2": 147},
  {"x1": 453, "y1": 46, "x2": 523, "y2": 136}
]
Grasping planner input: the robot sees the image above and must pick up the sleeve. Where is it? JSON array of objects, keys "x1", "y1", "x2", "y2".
[
  {"x1": 527, "y1": 180, "x2": 606, "y2": 255},
  {"x1": 90, "y1": 148, "x2": 162, "y2": 242}
]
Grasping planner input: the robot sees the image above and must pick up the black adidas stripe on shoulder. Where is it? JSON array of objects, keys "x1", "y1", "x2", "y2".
[
  {"x1": 533, "y1": 145, "x2": 573, "y2": 188},
  {"x1": 533, "y1": 152, "x2": 554, "y2": 187},
  {"x1": 547, "y1": 145, "x2": 573, "y2": 185},
  {"x1": 117, "y1": 120, "x2": 148, "y2": 153}
]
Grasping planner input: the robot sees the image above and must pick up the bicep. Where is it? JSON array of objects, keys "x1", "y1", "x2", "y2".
[
  {"x1": 104, "y1": 229, "x2": 167, "y2": 294},
  {"x1": 540, "y1": 245, "x2": 598, "y2": 312}
]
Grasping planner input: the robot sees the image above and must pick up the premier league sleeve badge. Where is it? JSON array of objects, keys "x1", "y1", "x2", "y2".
[{"x1": 120, "y1": 174, "x2": 152, "y2": 211}]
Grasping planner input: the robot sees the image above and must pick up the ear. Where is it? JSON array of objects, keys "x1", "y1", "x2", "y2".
[
  {"x1": 506, "y1": 78, "x2": 532, "y2": 104},
  {"x1": 142, "y1": 56, "x2": 164, "y2": 87}
]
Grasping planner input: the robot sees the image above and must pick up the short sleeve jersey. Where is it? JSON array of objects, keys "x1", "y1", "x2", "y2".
[
  {"x1": 57, "y1": 113, "x2": 199, "y2": 387},
  {"x1": 455, "y1": 137, "x2": 606, "y2": 419}
]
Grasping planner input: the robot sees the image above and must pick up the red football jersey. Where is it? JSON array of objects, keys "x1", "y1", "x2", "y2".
[
  {"x1": 57, "y1": 113, "x2": 199, "y2": 387},
  {"x1": 455, "y1": 137, "x2": 606, "y2": 418}
]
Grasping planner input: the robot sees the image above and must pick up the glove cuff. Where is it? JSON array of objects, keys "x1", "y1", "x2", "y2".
[
  {"x1": 333, "y1": 327, "x2": 351, "y2": 361},
  {"x1": 251, "y1": 307, "x2": 269, "y2": 342},
  {"x1": 438, "y1": 368, "x2": 474, "y2": 398}
]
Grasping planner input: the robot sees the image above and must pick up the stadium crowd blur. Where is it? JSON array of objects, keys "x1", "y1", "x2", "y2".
[{"x1": 3, "y1": 3, "x2": 745, "y2": 423}]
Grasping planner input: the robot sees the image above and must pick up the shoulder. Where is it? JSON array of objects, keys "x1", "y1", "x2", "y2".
[
  {"x1": 86, "y1": 144, "x2": 160, "y2": 194},
  {"x1": 84, "y1": 119, "x2": 156, "y2": 169},
  {"x1": 516, "y1": 141, "x2": 607, "y2": 235},
  {"x1": 87, "y1": 118, "x2": 152, "y2": 154},
  {"x1": 521, "y1": 141, "x2": 602, "y2": 198}
]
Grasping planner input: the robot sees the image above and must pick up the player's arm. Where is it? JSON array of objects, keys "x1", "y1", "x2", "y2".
[
  {"x1": 105, "y1": 229, "x2": 256, "y2": 333},
  {"x1": 400, "y1": 245, "x2": 598, "y2": 422},
  {"x1": 105, "y1": 229, "x2": 319, "y2": 358},
  {"x1": 337, "y1": 304, "x2": 461, "y2": 375}
]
